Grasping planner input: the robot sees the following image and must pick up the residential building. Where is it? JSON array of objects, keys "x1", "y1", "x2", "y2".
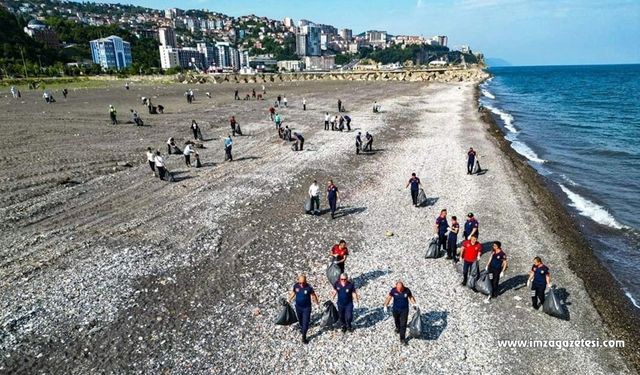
[
  {"x1": 340, "y1": 28, "x2": 352, "y2": 41},
  {"x1": 437, "y1": 35, "x2": 448, "y2": 47},
  {"x1": 277, "y1": 60, "x2": 304, "y2": 72},
  {"x1": 303, "y1": 55, "x2": 335, "y2": 71},
  {"x1": 283, "y1": 17, "x2": 293, "y2": 28},
  {"x1": 164, "y1": 8, "x2": 183, "y2": 19},
  {"x1": 159, "y1": 45, "x2": 179, "y2": 69},
  {"x1": 90, "y1": 35, "x2": 132, "y2": 70},
  {"x1": 23, "y1": 19, "x2": 59, "y2": 48},
  {"x1": 365, "y1": 30, "x2": 387, "y2": 46},
  {"x1": 196, "y1": 42, "x2": 217, "y2": 68},
  {"x1": 295, "y1": 24, "x2": 321, "y2": 57},
  {"x1": 249, "y1": 55, "x2": 278, "y2": 72},
  {"x1": 158, "y1": 27, "x2": 177, "y2": 47},
  {"x1": 178, "y1": 47, "x2": 205, "y2": 70}
]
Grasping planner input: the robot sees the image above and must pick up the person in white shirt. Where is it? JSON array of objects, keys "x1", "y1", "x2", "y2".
[
  {"x1": 146, "y1": 147, "x2": 156, "y2": 176},
  {"x1": 183, "y1": 144, "x2": 195, "y2": 167},
  {"x1": 308, "y1": 180, "x2": 321, "y2": 214},
  {"x1": 332, "y1": 115, "x2": 338, "y2": 131},
  {"x1": 283, "y1": 96, "x2": 288, "y2": 107},
  {"x1": 324, "y1": 112, "x2": 330, "y2": 130},
  {"x1": 302, "y1": 97, "x2": 307, "y2": 111},
  {"x1": 154, "y1": 151, "x2": 167, "y2": 180}
]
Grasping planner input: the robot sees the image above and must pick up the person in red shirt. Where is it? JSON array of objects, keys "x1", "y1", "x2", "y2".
[
  {"x1": 460, "y1": 234, "x2": 482, "y2": 286},
  {"x1": 330, "y1": 240, "x2": 349, "y2": 273}
]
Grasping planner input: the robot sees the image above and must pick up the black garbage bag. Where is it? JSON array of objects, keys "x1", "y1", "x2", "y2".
[
  {"x1": 408, "y1": 307, "x2": 423, "y2": 338},
  {"x1": 466, "y1": 261, "x2": 480, "y2": 289},
  {"x1": 425, "y1": 236, "x2": 440, "y2": 258},
  {"x1": 326, "y1": 261, "x2": 341, "y2": 286},
  {"x1": 236, "y1": 124, "x2": 243, "y2": 135},
  {"x1": 320, "y1": 301, "x2": 339, "y2": 328},
  {"x1": 275, "y1": 298, "x2": 298, "y2": 325},
  {"x1": 543, "y1": 286, "x2": 566, "y2": 319},
  {"x1": 417, "y1": 188, "x2": 427, "y2": 207},
  {"x1": 475, "y1": 270, "x2": 493, "y2": 295},
  {"x1": 304, "y1": 198, "x2": 312, "y2": 214},
  {"x1": 291, "y1": 142, "x2": 299, "y2": 151}
]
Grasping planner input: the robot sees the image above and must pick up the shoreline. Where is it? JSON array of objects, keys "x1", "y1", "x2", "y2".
[{"x1": 476, "y1": 82, "x2": 640, "y2": 371}]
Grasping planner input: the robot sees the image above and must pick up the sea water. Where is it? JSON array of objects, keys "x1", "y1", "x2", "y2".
[{"x1": 480, "y1": 64, "x2": 640, "y2": 308}]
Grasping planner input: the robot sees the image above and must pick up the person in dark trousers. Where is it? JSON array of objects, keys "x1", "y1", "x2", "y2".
[
  {"x1": 467, "y1": 147, "x2": 477, "y2": 175},
  {"x1": 308, "y1": 180, "x2": 320, "y2": 214},
  {"x1": 154, "y1": 151, "x2": 167, "y2": 180},
  {"x1": 405, "y1": 173, "x2": 421, "y2": 207},
  {"x1": 131, "y1": 109, "x2": 143, "y2": 126},
  {"x1": 230, "y1": 116, "x2": 238, "y2": 136},
  {"x1": 337, "y1": 99, "x2": 342, "y2": 112},
  {"x1": 344, "y1": 115, "x2": 352, "y2": 131},
  {"x1": 383, "y1": 281, "x2": 417, "y2": 345},
  {"x1": 463, "y1": 213, "x2": 479, "y2": 240},
  {"x1": 327, "y1": 179, "x2": 340, "y2": 219},
  {"x1": 528, "y1": 257, "x2": 551, "y2": 310},
  {"x1": 125, "y1": 82, "x2": 129, "y2": 90},
  {"x1": 355, "y1": 132, "x2": 363, "y2": 154},
  {"x1": 277, "y1": 94, "x2": 282, "y2": 107},
  {"x1": 324, "y1": 112, "x2": 330, "y2": 131},
  {"x1": 364, "y1": 132, "x2": 373, "y2": 151},
  {"x1": 485, "y1": 241, "x2": 508, "y2": 300},
  {"x1": 338, "y1": 116, "x2": 345, "y2": 131},
  {"x1": 146, "y1": 147, "x2": 156, "y2": 176},
  {"x1": 288, "y1": 275, "x2": 320, "y2": 344},
  {"x1": 434, "y1": 209, "x2": 449, "y2": 253},
  {"x1": 447, "y1": 216, "x2": 460, "y2": 261},
  {"x1": 224, "y1": 135, "x2": 233, "y2": 161},
  {"x1": 283, "y1": 126, "x2": 292, "y2": 141},
  {"x1": 332, "y1": 273, "x2": 360, "y2": 333},
  {"x1": 109, "y1": 105, "x2": 117, "y2": 125},
  {"x1": 183, "y1": 143, "x2": 195, "y2": 167},
  {"x1": 302, "y1": 97, "x2": 307, "y2": 111},
  {"x1": 234, "y1": 89, "x2": 240, "y2": 100},
  {"x1": 167, "y1": 137, "x2": 181, "y2": 155},
  {"x1": 194, "y1": 152, "x2": 202, "y2": 168},
  {"x1": 252, "y1": 88, "x2": 256, "y2": 98},
  {"x1": 293, "y1": 132, "x2": 304, "y2": 151},
  {"x1": 62, "y1": 88, "x2": 68, "y2": 99},
  {"x1": 269, "y1": 106, "x2": 276, "y2": 121},
  {"x1": 329, "y1": 240, "x2": 349, "y2": 274},
  {"x1": 460, "y1": 235, "x2": 482, "y2": 286},
  {"x1": 191, "y1": 120, "x2": 202, "y2": 140}
]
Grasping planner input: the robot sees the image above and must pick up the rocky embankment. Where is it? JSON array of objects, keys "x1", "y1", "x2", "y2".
[{"x1": 176, "y1": 68, "x2": 490, "y2": 85}]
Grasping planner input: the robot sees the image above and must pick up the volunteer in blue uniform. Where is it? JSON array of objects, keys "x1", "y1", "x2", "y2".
[
  {"x1": 434, "y1": 209, "x2": 449, "y2": 253},
  {"x1": 463, "y1": 212, "x2": 479, "y2": 240},
  {"x1": 383, "y1": 281, "x2": 417, "y2": 345},
  {"x1": 467, "y1": 147, "x2": 477, "y2": 174},
  {"x1": 447, "y1": 216, "x2": 460, "y2": 261},
  {"x1": 405, "y1": 173, "x2": 422, "y2": 207},
  {"x1": 332, "y1": 273, "x2": 360, "y2": 333},
  {"x1": 326, "y1": 180, "x2": 340, "y2": 219},
  {"x1": 288, "y1": 275, "x2": 320, "y2": 344},
  {"x1": 528, "y1": 257, "x2": 551, "y2": 310},
  {"x1": 485, "y1": 241, "x2": 508, "y2": 299}
]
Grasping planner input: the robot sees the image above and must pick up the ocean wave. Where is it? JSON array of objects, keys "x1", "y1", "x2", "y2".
[
  {"x1": 625, "y1": 290, "x2": 640, "y2": 309},
  {"x1": 511, "y1": 141, "x2": 547, "y2": 163},
  {"x1": 484, "y1": 104, "x2": 517, "y2": 133},
  {"x1": 559, "y1": 184, "x2": 627, "y2": 230},
  {"x1": 560, "y1": 174, "x2": 579, "y2": 186},
  {"x1": 481, "y1": 89, "x2": 495, "y2": 99}
]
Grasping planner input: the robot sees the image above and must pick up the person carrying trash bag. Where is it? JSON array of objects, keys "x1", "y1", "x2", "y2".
[
  {"x1": 467, "y1": 147, "x2": 477, "y2": 175},
  {"x1": 405, "y1": 173, "x2": 422, "y2": 207},
  {"x1": 275, "y1": 297, "x2": 298, "y2": 326},
  {"x1": 383, "y1": 280, "x2": 417, "y2": 346},
  {"x1": 224, "y1": 135, "x2": 233, "y2": 162},
  {"x1": 434, "y1": 209, "x2": 449, "y2": 254},
  {"x1": 326, "y1": 180, "x2": 340, "y2": 219},
  {"x1": 460, "y1": 234, "x2": 482, "y2": 287},
  {"x1": 484, "y1": 241, "x2": 508, "y2": 300},
  {"x1": 528, "y1": 256, "x2": 551, "y2": 310},
  {"x1": 331, "y1": 273, "x2": 360, "y2": 333},
  {"x1": 308, "y1": 180, "x2": 321, "y2": 215},
  {"x1": 446, "y1": 216, "x2": 460, "y2": 261},
  {"x1": 329, "y1": 240, "x2": 349, "y2": 274},
  {"x1": 288, "y1": 275, "x2": 320, "y2": 344}
]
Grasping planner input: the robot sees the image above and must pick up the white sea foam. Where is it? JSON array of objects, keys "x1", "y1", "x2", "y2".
[
  {"x1": 624, "y1": 290, "x2": 640, "y2": 309},
  {"x1": 559, "y1": 184, "x2": 627, "y2": 230},
  {"x1": 485, "y1": 104, "x2": 517, "y2": 133},
  {"x1": 511, "y1": 140, "x2": 546, "y2": 163},
  {"x1": 481, "y1": 89, "x2": 495, "y2": 99}
]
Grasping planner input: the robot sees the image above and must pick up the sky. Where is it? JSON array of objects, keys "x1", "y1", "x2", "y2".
[{"x1": 119, "y1": 0, "x2": 640, "y2": 66}]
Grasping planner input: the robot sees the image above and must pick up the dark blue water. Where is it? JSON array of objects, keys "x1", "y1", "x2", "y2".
[{"x1": 480, "y1": 64, "x2": 640, "y2": 308}]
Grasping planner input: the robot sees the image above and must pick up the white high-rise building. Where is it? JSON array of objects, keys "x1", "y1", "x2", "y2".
[
  {"x1": 159, "y1": 45, "x2": 179, "y2": 69},
  {"x1": 158, "y1": 27, "x2": 177, "y2": 48}
]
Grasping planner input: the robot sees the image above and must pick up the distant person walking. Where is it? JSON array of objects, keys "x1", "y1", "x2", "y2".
[
  {"x1": 288, "y1": 275, "x2": 320, "y2": 344},
  {"x1": 326, "y1": 179, "x2": 340, "y2": 219},
  {"x1": 308, "y1": 180, "x2": 320, "y2": 214},
  {"x1": 344, "y1": 115, "x2": 351, "y2": 131},
  {"x1": 109, "y1": 105, "x2": 117, "y2": 125},
  {"x1": 191, "y1": 120, "x2": 202, "y2": 140},
  {"x1": 485, "y1": 241, "x2": 508, "y2": 300},
  {"x1": 467, "y1": 147, "x2": 477, "y2": 175},
  {"x1": 332, "y1": 273, "x2": 359, "y2": 333},
  {"x1": 324, "y1": 112, "x2": 330, "y2": 131},
  {"x1": 146, "y1": 147, "x2": 156, "y2": 176},
  {"x1": 528, "y1": 257, "x2": 551, "y2": 310},
  {"x1": 62, "y1": 88, "x2": 68, "y2": 99},
  {"x1": 302, "y1": 97, "x2": 307, "y2": 111},
  {"x1": 383, "y1": 281, "x2": 417, "y2": 345},
  {"x1": 224, "y1": 135, "x2": 233, "y2": 161},
  {"x1": 269, "y1": 106, "x2": 276, "y2": 121},
  {"x1": 234, "y1": 88, "x2": 240, "y2": 100},
  {"x1": 405, "y1": 173, "x2": 421, "y2": 207},
  {"x1": 337, "y1": 98, "x2": 342, "y2": 112},
  {"x1": 230, "y1": 116, "x2": 238, "y2": 136},
  {"x1": 125, "y1": 82, "x2": 129, "y2": 90},
  {"x1": 154, "y1": 151, "x2": 167, "y2": 180}
]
